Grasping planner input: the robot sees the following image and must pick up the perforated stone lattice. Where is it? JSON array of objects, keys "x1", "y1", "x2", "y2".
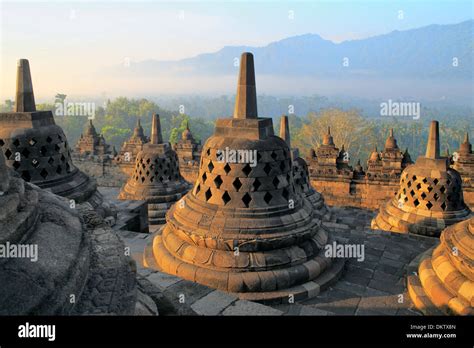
[
  {"x1": 0, "y1": 132, "x2": 75, "y2": 183},
  {"x1": 192, "y1": 145, "x2": 296, "y2": 208},
  {"x1": 397, "y1": 171, "x2": 464, "y2": 211},
  {"x1": 293, "y1": 159, "x2": 311, "y2": 194},
  {"x1": 132, "y1": 151, "x2": 180, "y2": 185}
]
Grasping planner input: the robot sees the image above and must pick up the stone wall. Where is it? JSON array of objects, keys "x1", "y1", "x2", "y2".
[
  {"x1": 73, "y1": 156, "x2": 128, "y2": 187},
  {"x1": 310, "y1": 177, "x2": 473, "y2": 210},
  {"x1": 311, "y1": 177, "x2": 399, "y2": 210}
]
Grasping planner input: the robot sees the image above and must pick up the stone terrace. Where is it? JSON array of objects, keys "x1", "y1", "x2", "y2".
[
  {"x1": 112, "y1": 197, "x2": 438, "y2": 315},
  {"x1": 276, "y1": 206, "x2": 437, "y2": 315}
]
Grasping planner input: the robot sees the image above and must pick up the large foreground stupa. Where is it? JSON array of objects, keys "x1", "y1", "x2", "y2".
[
  {"x1": 408, "y1": 216, "x2": 473, "y2": 315},
  {"x1": 144, "y1": 52, "x2": 344, "y2": 303},
  {"x1": 119, "y1": 114, "x2": 190, "y2": 225},
  {"x1": 0, "y1": 151, "x2": 136, "y2": 315},
  {"x1": 372, "y1": 121, "x2": 471, "y2": 236},
  {"x1": 0, "y1": 59, "x2": 113, "y2": 218}
]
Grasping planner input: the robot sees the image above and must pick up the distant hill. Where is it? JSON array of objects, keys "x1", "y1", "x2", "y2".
[{"x1": 126, "y1": 20, "x2": 473, "y2": 80}]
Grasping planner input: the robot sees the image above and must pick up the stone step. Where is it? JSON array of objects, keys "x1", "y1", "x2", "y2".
[{"x1": 237, "y1": 257, "x2": 345, "y2": 305}]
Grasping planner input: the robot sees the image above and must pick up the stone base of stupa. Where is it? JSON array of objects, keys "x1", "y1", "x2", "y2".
[
  {"x1": 306, "y1": 190, "x2": 332, "y2": 221},
  {"x1": 407, "y1": 218, "x2": 473, "y2": 315},
  {"x1": 0, "y1": 173, "x2": 136, "y2": 315},
  {"x1": 143, "y1": 196, "x2": 344, "y2": 304},
  {"x1": 119, "y1": 182, "x2": 190, "y2": 225},
  {"x1": 144, "y1": 230, "x2": 344, "y2": 303},
  {"x1": 371, "y1": 198, "x2": 471, "y2": 237}
]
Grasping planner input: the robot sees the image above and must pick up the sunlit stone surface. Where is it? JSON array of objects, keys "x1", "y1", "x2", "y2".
[
  {"x1": 144, "y1": 53, "x2": 343, "y2": 303},
  {"x1": 372, "y1": 121, "x2": 471, "y2": 236},
  {"x1": 119, "y1": 114, "x2": 190, "y2": 225},
  {"x1": 408, "y1": 216, "x2": 474, "y2": 315}
]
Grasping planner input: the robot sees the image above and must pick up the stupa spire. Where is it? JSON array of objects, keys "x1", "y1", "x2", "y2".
[
  {"x1": 233, "y1": 52, "x2": 258, "y2": 119},
  {"x1": 15, "y1": 59, "x2": 36, "y2": 112},
  {"x1": 150, "y1": 113, "x2": 163, "y2": 145},
  {"x1": 279, "y1": 115, "x2": 291, "y2": 148},
  {"x1": 425, "y1": 120, "x2": 440, "y2": 159},
  {"x1": 322, "y1": 126, "x2": 335, "y2": 146}
]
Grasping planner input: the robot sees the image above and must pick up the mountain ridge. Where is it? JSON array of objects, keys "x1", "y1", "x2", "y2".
[{"x1": 122, "y1": 20, "x2": 473, "y2": 80}]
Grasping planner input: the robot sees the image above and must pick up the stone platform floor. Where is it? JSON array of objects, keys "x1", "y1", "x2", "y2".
[
  {"x1": 276, "y1": 207, "x2": 437, "y2": 315},
  {"x1": 114, "y1": 203, "x2": 438, "y2": 316}
]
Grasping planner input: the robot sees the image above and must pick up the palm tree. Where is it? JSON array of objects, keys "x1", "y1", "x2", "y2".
[{"x1": 55, "y1": 93, "x2": 67, "y2": 105}]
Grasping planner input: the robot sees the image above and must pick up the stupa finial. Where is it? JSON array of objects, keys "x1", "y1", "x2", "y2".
[
  {"x1": 425, "y1": 120, "x2": 440, "y2": 159},
  {"x1": 150, "y1": 114, "x2": 163, "y2": 145},
  {"x1": 233, "y1": 52, "x2": 258, "y2": 119},
  {"x1": 15, "y1": 59, "x2": 36, "y2": 112},
  {"x1": 280, "y1": 115, "x2": 291, "y2": 148}
]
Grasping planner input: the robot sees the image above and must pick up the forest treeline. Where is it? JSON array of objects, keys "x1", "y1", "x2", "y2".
[{"x1": 0, "y1": 96, "x2": 471, "y2": 167}]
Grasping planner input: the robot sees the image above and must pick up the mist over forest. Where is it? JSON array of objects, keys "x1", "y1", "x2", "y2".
[
  {"x1": 2, "y1": 92, "x2": 471, "y2": 169},
  {"x1": 2, "y1": 19, "x2": 471, "y2": 168}
]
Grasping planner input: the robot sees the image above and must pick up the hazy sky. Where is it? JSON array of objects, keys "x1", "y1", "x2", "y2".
[{"x1": 1, "y1": 0, "x2": 472, "y2": 100}]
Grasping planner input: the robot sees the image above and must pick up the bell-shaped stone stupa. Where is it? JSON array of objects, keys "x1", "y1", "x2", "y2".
[
  {"x1": 0, "y1": 59, "x2": 108, "y2": 212},
  {"x1": 119, "y1": 114, "x2": 190, "y2": 225},
  {"x1": 371, "y1": 121, "x2": 471, "y2": 236},
  {"x1": 144, "y1": 52, "x2": 344, "y2": 303},
  {"x1": 116, "y1": 117, "x2": 150, "y2": 175},
  {"x1": 75, "y1": 119, "x2": 112, "y2": 156}
]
